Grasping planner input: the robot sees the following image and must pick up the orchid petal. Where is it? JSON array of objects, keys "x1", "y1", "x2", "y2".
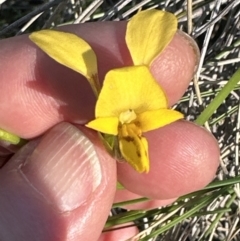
[
  {"x1": 138, "y1": 109, "x2": 184, "y2": 132},
  {"x1": 95, "y1": 66, "x2": 168, "y2": 118},
  {"x1": 29, "y1": 30, "x2": 99, "y2": 96},
  {"x1": 119, "y1": 135, "x2": 149, "y2": 173},
  {"x1": 137, "y1": 109, "x2": 184, "y2": 132},
  {"x1": 126, "y1": 9, "x2": 177, "y2": 66},
  {"x1": 86, "y1": 117, "x2": 119, "y2": 135}
]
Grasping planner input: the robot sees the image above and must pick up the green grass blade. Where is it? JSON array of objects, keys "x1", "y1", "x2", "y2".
[
  {"x1": 195, "y1": 68, "x2": 240, "y2": 125},
  {"x1": 112, "y1": 197, "x2": 149, "y2": 208},
  {"x1": 204, "y1": 176, "x2": 240, "y2": 189},
  {"x1": 104, "y1": 210, "x2": 146, "y2": 228}
]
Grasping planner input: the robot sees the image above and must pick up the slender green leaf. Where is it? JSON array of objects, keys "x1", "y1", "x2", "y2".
[
  {"x1": 195, "y1": 68, "x2": 240, "y2": 125},
  {"x1": 113, "y1": 197, "x2": 149, "y2": 208}
]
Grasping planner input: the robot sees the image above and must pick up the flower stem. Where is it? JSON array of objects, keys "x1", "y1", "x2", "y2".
[{"x1": 0, "y1": 128, "x2": 25, "y2": 145}]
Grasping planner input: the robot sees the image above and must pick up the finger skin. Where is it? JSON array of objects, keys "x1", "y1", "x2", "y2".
[
  {"x1": 150, "y1": 30, "x2": 199, "y2": 103},
  {"x1": 0, "y1": 123, "x2": 116, "y2": 241},
  {"x1": 0, "y1": 21, "x2": 219, "y2": 200},
  {"x1": 99, "y1": 226, "x2": 138, "y2": 241}
]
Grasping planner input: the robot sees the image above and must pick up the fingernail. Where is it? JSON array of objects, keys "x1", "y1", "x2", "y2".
[
  {"x1": 20, "y1": 122, "x2": 102, "y2": 212},
  {"x1": 177, "y1": 30, "x2": 200, "y2": 72}
]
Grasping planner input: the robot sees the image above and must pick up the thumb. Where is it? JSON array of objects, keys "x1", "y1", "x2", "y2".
[{"x1": 0, "y1": 122, "x2": 116, "y2": 241}]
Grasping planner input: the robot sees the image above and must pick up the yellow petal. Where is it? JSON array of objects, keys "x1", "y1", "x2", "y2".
[
  {"x1": 96, "y1": 66, "x2": 167, "y2": 118},
  {"x1": 138, "y1": 109, "x2": 183, "y2": 132},
  {"x1": 126, "y1": 9, "x2": 177, "y2": 66},
  {"x1": 29, "y1": 30, "x2": 100, "y2": 96},
  {"x1": 119, "y1": 135, "x2": 149, "y2": 173},
  {"x1": 86, "y1": 117, "x2": 119, "y2": 135}
]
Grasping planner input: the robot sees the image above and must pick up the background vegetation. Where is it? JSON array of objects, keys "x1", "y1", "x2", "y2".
[{"x1": 1, "y1": 0, "x2": 240, "y2": 240}]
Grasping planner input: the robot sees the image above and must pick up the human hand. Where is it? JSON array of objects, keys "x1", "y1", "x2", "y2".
[{"x1": 0, "y1": 21, "x2": 219, "y2": 240}]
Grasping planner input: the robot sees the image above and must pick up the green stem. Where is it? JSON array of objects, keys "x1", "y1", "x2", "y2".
[
  {"x1": 195, "y1": 68, "x2": 240, "y2": 126},
  {"x1": 0, "y1": 128, "x2": 22, "y2": 144}
]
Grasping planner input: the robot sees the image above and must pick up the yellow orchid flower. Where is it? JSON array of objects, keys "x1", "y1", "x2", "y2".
[
  {"x1": 29, "y1": 9, "x2": 183, "y2": 173},
  {"x1": 86, "y1": 66, "x2": 183, "y2": 172}
]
